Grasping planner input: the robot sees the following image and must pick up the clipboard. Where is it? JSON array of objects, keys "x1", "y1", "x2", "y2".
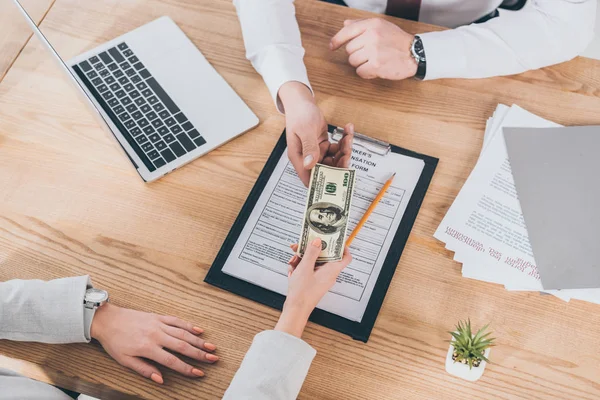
[{"x1": 205, "y1": 125, "x2": 438, "y2": 342}]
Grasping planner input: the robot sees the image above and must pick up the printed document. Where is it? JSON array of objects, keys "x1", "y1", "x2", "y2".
[
  {"x1": 434, "y1": 104, "x2": 600, "y2": 304},
  {"x1": 222, "y1": 140, "x2": 425, "y2": 322}
]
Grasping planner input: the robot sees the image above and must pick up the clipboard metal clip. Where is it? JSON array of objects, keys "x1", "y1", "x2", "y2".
[{"x1": 332, "y1": 126, "x2": 391, "y2": 156}]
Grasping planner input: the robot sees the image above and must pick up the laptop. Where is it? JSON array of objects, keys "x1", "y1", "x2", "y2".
[{"x1": 12, "y1": 0, "x2": 259, "y2": 182}]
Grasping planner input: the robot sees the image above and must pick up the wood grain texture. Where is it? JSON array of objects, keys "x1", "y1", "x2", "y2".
[
  {"x1": 0, "y1": 0, "x2": 55, "y2": 83},
  {"x1": 1, "y1": 0, "x2": 600, "y2": 399}
]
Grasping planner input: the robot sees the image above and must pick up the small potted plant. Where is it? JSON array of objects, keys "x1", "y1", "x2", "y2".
[{"x1": 445, "y1": 319, "x2": 495, "y2": 381}]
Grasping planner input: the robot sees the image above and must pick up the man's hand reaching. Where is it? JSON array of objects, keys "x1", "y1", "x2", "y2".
[
  {"x1": 321, "y1": 122, "x2": 354, "y2": 169},
  {"x1": 278, "y1": 81, "x2": 354, "y2": 186}
]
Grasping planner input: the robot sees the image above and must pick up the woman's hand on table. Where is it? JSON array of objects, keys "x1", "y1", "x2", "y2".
[
  {"x1": 91, "y1": 303, "x2": 218, "y2": 384},
  {"x1": 276, "y1": 239, "x2": 352, "y2": 337},
  {"x1": 278, "y1": 81, "x2": 354, "y2": 186}
]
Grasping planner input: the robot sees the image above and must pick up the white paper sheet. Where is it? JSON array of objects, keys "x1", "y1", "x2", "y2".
[
  {"x1": 436, "y1": 104, "x2": 600, "y2": 304},
  {"x1": 481, "y1": 104, "x2": 510, "y2": 158},
  {"x1": 222, "y1": 141, "x2": 425, "y2": 321},
  {"x1": 435, "y1": 106, "x2": 554, "y2": 287}
]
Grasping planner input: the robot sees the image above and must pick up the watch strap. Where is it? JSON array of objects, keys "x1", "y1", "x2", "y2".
[
  {"x1": 83, "y1": 306, "x2": 96, "y2": 341},
  {"x1": 415, "y1": 60, "x2": 426, "y2": 80}
]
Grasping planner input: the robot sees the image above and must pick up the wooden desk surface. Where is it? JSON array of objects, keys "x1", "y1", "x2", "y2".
[
  {"x1": 1, "y1": 0, "x2": 600, "y2": 398},
  {"x1": 0, "y1": 0, "x2": 54, "y2": 83}
]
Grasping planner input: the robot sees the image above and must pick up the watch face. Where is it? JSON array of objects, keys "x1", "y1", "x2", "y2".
[
  {"x1": 415, "y1": 40, "x2": 425, "y2": 60},
  {"x1": 86, "y1": 288, "x2": 108, "y2": 303}
]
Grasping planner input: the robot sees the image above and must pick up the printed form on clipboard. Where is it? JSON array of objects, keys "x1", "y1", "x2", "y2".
[{"x1": 221, "y1": 127, "x2": 426, "y2": 322}]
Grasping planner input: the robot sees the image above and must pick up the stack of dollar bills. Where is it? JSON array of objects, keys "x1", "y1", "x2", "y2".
[{"x1": 298, "y1": 164, "x2": 356, "y2": 262}]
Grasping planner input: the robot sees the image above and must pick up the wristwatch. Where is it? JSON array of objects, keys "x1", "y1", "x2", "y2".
[
  {"x1": 410, "y1": 35, "x2": 426, "y2": 80},
  {"x1": 83, "y1": 287, "x2": 109, "y2": 340}
]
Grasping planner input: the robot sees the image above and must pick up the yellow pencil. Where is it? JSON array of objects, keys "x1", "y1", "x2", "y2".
[{"x1": 346, "y1": 173, "x2": 396, "y2": 247}]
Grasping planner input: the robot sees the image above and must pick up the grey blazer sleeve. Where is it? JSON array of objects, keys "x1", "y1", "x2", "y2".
[
  {"x1": 0, "y1": 368, "x2": 72, "y2": 400},
  {"x1": 223, "y1": 330, "x2": 316, "y2": 400},
  {"x1": 0, "y1": 276, "x2": 92, "y2": 344}
]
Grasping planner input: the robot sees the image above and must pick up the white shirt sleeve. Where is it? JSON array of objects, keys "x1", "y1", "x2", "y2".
[
  {"x1": 233, "y1": 0, "x2": 312, "y2": 113},
  {"x1": 419, "y1": 0, "x2": 596, "y2": 80},
  {"x1": 223, "y1": 330, "x2": 316, "y2": 400}
]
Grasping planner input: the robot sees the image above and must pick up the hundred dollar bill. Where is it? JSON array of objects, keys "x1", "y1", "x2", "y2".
[{"x1": 298, "y1": 163, "x2": 356, "y2": 262}]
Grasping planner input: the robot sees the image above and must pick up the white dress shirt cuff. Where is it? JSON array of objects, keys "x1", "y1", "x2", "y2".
[
  {"x1": 258, "y1": 46, "x2": 313, "y2": 113},
  {"x1": 419, "y1": 30, "x2": 469, "y2": 80}
]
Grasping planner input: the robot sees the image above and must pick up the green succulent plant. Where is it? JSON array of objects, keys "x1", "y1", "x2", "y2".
[{"x1": 449, "y1": 319, "x2": 495, "y2": 369}]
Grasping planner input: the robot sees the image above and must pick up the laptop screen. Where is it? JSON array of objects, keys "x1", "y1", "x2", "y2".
[{"x1": 7, "y1": 0, "x2": 257, "y2": 181}]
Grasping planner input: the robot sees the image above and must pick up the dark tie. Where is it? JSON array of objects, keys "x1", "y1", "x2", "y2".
[{"x1": 385, "y1": 0, "x2": 422, "y2": 21}]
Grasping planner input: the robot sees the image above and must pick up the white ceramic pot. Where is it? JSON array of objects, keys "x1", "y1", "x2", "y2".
[{"x1": 445, "y1": 337, "x2": 491, "y2": 382}]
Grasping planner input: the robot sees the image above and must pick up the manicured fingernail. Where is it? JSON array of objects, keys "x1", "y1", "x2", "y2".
[
  {"x1": 288, "y1": 255, "x2": 295, "y2": 264},
  {"x1": 204, "y1": 342, "x2": 217, "y2": 351},
  {"x1": 311, "y1": 238, "x2": 321, "y2": 247},
  {"x1": 192, "y1": 368, "x2": 205, "y2": 377},
  {"x1": 206, "y1": 353, "x2": 219, "y2": 361},
  {"x1": 329, "y1": 41, "x2": 334, "y2": 50},
  {"x1": 193, "y1": 326, "x2": 204, "y2": 334},
  {"x1": 303, "y1": 155, "x2": 314, "y2": 167},
  {"x1": 151, "y1": 373, "x2": 163, "y2": 384}
]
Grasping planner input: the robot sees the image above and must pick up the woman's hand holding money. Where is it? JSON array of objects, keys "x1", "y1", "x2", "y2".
[{"x1": 274, "y1": 239, "x2": 352, "y2": 338}]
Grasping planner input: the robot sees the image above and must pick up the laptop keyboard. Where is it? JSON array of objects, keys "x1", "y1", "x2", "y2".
[{"x1": 72, "y1": 42, "x2": 207, "y2": 173}]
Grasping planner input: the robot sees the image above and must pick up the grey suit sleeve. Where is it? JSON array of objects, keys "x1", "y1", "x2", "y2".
[
  {"x1": 223, "y1": 330, "x2": 316, "y2": 400},
  {"x1": 0, "y1": 276, "x2": 92, "y2": 344},
  {"x1": 0, "y1": 368, "x2": 72, "y2": 400}
]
